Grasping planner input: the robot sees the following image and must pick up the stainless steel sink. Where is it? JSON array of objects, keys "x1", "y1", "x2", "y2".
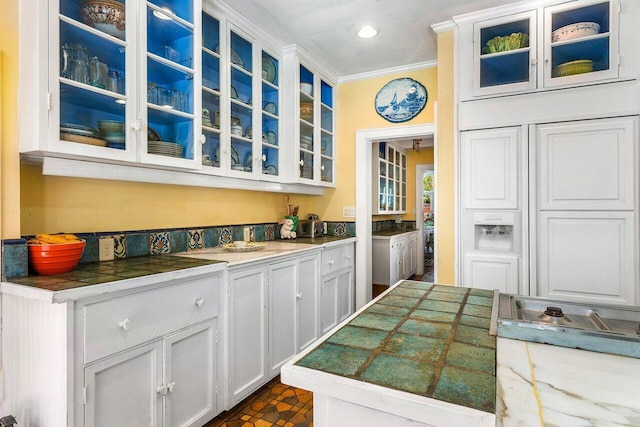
[{"x1": 495, "y1": 294, "x2": 640, "y2": 358}]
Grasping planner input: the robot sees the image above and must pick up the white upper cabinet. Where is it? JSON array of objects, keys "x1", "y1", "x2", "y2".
[
  {"x1": 458, "y1": 0, "x2": 631, "y2": 100},
  {"x1": 373, "y1": 142, "x2": 408, "y2": 214}
]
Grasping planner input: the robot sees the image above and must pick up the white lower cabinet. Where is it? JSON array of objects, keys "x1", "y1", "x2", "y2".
[
  {"x1": 372, "y1": 231, "x2": 419, "y2": 286},
  {"x1": 226, "y1": 250, "x2": 321, "y2": 409},
  {"x1": 320, "y1": 243, "x2": 355, "y2": 335},
  {"x1": 463, "y1": 254, "x2": 519, "y2": 294}
]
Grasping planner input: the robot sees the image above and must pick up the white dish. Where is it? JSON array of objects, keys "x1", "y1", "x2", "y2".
[
  {"x1": 263, "y1": 102, "x2": 277, "y2": 115},
  {"x1": 552, "y1": 22, "x2": 600, "y2": 43},
  {"x1": 230, "y1": 48, "x2": 244, "y2": 68},
  {"x1": 300, "y1": 82, "x2": 313, "y2": 96},
  {"x1": 266, "y1": 131, "x2": 277, "y2": 145},
  {"x1": 223, "y1": 242, "x2": 266, "y2": 252},
  {"x1": 230, "y1": 85, "x2": 239, "y2": 100},
  {"x1": 262, "y1": 55, "x2": 277, "y2": 84}
]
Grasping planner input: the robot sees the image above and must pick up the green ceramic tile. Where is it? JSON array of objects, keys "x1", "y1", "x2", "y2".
[
  {"x1": 383, "y1": 333, "x2": 444, "y2": 361},
  {"x1": 349, "y1": 312, "x2": 404, "y2": 331},
  {"x1": 467, "y1": 295, "x2": 494, "y2": 307},
  {"x1": 455, "y1": 325, "x2": 496, "y2": 349},
  {"x1": 380, "y1": 295, "x2": 419, "y2": 308},
  {"x1": 445, "y1": 342, "x2": 495, "y2": 374},
  {"x1": 434, "y1": 366, "x2": 495, "y2": 413},
  {"x1": 297, "y1": 343, "x2": 370, "y2": 376},
  {"x1": 410, "y1": 309, "x2": 457, "y2": 323},
  {"x1": 426, "y1": 291, "x2": 465, "y2": 303},
  {"x1": 462, "y1": 303, "x2": 492, "y2": 319},
  {"x1": 328, "y1": 325, "x2": 389, "y2": 349},
  {"x1": 399, "y1": 281, "x2": 433, "y2": 290},
  {"x1": 398, "y1": 319, "x2": 452, "y2": 339},
  {"x1": 460, "y1": 314, "x2": 491, "y2": 330},
  {"x1": 469, "y1": 288, "x2": 495, "y2": 298},
  {"x1": 361, "y1": 354, "x2": 435, "y2": 395},
  {"x1": 390, "y1": 287, "x2": 427, "y2": 298},
  {"x1": 419, "y1": 299, "x2": 461, "y2": 314},
  {"x1": 367, "y1": 304, "x2": 411, "y2": 317},
  {"x1": 432, "y1": 285, "x2": 467, "y2": 294}
]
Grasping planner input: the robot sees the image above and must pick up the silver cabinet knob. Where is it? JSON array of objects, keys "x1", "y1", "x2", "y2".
[
  {"x1": 195, "y1": 298, "x2": 205, "y2": 308},
  {"x1": 299, "y1": 160, "x2": 304, "y2": 166},
  {"x1": 296, "y1": 293, "x2": 303, "y2": 300},
  {"x1": 119, "y1": 318, "x2": 131, "y2": 331},
  {"x1": 167, "y1": 382, "x2": 176, "y2": 394}
]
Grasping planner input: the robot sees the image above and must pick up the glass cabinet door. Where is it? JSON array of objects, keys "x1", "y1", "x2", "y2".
[
  {"x1": 319, "y1": 79, "x2": 334, "y2": 184},
  {"x1": 474, "y1": 10, "x2": 536, "y2": 97},
  {"x1": 299, "y1": 64, "x2": 314, "y2": 181},
  {"x1": 260, "y1": 50, "x2": 280, "y2": 179},
  {"x1": 144, "y1": 0, "x2": 197, "y2": 165},
  {"x1": 544, "y1": 0, "x2": 617, "y2": 87},
  {"x1": 201, "y1": 11, "x2": 221, "y2": 170},
  {"x1": 228, "y1": 29, "x2": 254, "y2": 175},
  {"x1": 57, "y1": 0, "x2": 133, "y2": 160}
]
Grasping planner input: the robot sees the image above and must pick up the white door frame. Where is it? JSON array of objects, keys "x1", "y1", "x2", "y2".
[
  {"x1": 355, "y1": 123, "x2": 436, "y2": 309},
  {"x1": 415, "y1": 164, "x2": 434, "y2": 276}
]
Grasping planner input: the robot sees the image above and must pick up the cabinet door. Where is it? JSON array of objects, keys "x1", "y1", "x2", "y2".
[
  {"x1": 336, "y1": 268, "x2": 355, "y2": 324},
  {"x1": 260, "y1": 49, "x2": 282, "y2": 181},
  {"x1": 84, "y1": 342, "x2": 162, "y2": 427},
  {"x1": 201, "y1": 10, "x2": 223, "y2": 175},
  {"x1": 297, "y1": 254, "x2": 320, "y2": 352},
  {"x1": 536, "y1": 117, "x2": 636, "y2": 211},
  {"x1": 463, "y1": 254, "x2": 519, "y2": 294},
  {"x1": 164, "y1": 320, "x2": 217, "y2": 427},
  {"x1": 462, "y1": 127, "x2": 520, "y2": 209},
  {"x1": 268, "y1": 259, "x2": 298, "y2": 377},
  {"x1": 320, "y1": 273, "x2": 338, "y2": 335},
  {"x1": 473, "y1": 10, "x2": 537, "y2": 97},
  {"x1": 228, "y1": 266, "x2": 267, "y2": 406},
  {"x1": 537, "y1": 211, "x2": 636, "y2": 305}
]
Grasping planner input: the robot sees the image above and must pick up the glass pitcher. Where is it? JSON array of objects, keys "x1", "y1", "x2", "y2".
[{"x1": 61, "y1": 43, "x2": 89, "y2": 84}]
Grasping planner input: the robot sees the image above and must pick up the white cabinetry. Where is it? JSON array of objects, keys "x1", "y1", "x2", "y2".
[
  {"x1": 0, "y1": 271, "x2": 224, "y2": 427},
  {"x1": 372, "y1": 231, "x2": 419, "y2": 287},
  {"x1": 373, "y1": 142, "x2": 408, "y2": 214},
  {"x1": 320, "y1": 242, "x2": 355, "y2": 335},
  {"x1": 226, "y1": 250, "x2": 321, "y2": 408}
]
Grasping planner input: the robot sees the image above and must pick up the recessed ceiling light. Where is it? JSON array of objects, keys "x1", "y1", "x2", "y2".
[
  {"x1": 357, "y1": 25, "x2": 378, "y2": 39},
  {"x1": 153, "y1": 7, "x2": 173, "y2": 20}
]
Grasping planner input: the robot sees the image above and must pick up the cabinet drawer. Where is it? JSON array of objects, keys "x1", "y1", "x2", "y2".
[
  {"x1": 322, "y1": 244, "x2": 354, "y2": 274},
  {"x1": 83, "y1": 275, "x2": 219, "y2": 364}
]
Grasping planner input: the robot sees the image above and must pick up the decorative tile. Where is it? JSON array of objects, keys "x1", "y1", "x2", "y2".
[
  {"x1": 218, "y1": 226, "x2": 232, "y2": 245},
  {"x1": 327, "y1": 325, "x2": 389, "y2": 349},
  {"x1": 232, "y1": 226, "x2": 244, "y2": 242},
  {"x1": 264, "y1": 224, "x2": 275, "y2": 241},
  {"x1": 79, "y1": 235, "x2": 100, "y2": 263},
  {"x1": 170, "y1": 230, "x2": 188, "y2": 253},
  {"x1": 149, "y1": 232, "x2": 170, "y2": 255},
  {"x1": 1, "y1": 239, "x2": 28, "y2": 280},
  {"x1": 346, "y1": 222, "x2": 356, "y2": 237},
  {"x1": 254, "y1": 224, "x2": 266, "y2": 242},
  {"x1": 362, "y1": 354, "x2": 435, "y2": 394},
  {"x1": 203, "y1": 227, "x2": 219, "y2": 248},
  {"x1": 297, "y1": 342, "x2": 369, "y2": 376},
  {"x1": 113, "y1": 234, "x2": 126, "y2": 259},
  {"x1": 187, "y1": 229, "x2": 204, "y2": 250},
  {"x1": 125, "y1": 233, "x2": 149, "y2": 257},
  {"x1": 333, "y1": 222, "x2": 347, "y2": 236},
  {"x1": 248, "y1": 226, "x2": 256, "y2": 242},
  {"x1": 434, "y1": 366, "x2": 496, "y2": 413}
]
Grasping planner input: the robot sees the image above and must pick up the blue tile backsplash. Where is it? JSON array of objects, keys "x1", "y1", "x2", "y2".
[{"x1": 2, "y1": 221, "x2": 355, "y2": 280}]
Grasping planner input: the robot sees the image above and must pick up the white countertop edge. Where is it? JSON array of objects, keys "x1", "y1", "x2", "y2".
[
  {"x1": 0, "y1": 262, "x2": 227, "y2": 304},
  {"x1": 371, "y1": 230, "x2": 419, "y2": 240},
  {"x1": 281, "y1": 364, "x2": 495, "y2": 427},
  {"x1": 321, "y1": 236, "x2": 357, "y2": 247}
]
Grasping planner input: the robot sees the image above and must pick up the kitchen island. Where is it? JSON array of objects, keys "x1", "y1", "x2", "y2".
[{"x1": 281, "y1": 280, "x2": 497, "y2": 427}]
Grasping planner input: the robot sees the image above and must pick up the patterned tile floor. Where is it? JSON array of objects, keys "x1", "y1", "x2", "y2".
[{"x1": 204, "y1": 376, "x2": 313, "y2": 427}]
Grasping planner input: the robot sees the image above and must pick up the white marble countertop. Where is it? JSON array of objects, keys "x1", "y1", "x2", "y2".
[{"x1": 497, "y1": 337, "x2": 640, "y2": 426}]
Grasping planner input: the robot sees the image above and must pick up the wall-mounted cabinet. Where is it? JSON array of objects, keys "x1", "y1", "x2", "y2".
[
  {"x1": 459, "y1": 0, "x2": 629, "y2": 100},
  {"x1": 372, "y1": 142, "x2": 407, "y2": 214}
]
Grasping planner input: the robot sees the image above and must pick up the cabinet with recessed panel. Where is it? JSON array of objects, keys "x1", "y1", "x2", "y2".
[{"x1": 372, "y1": 141, "x2": 407, "y2": 214}]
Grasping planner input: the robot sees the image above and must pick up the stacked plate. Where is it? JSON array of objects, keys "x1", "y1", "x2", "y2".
[
  {"x1": 300, "y1": 135, "x2": 313, "y2": 150},
  {"x1": 60, "y1": 123, "x2": 106, "y2": 146},
  {"x1": 148, "y1": 141, "x2": 184, "y2": 158},
  {"x1": 98, "y1": 120, "x2": 126, "y2": 150}
]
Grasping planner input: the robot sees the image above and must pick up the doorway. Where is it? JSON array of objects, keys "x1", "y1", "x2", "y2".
[
  {"x1": 355, "y1": 123, "x2": 437, "y2": 309},
  {"x1": 416, "y1": 165, "x2": 435, "y2": 281}
]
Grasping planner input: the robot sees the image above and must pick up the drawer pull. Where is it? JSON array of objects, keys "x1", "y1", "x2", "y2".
[
  {"x1": 346, "y1": 253, "x2": 352, "y2": 259},
  {"x1": 167, "y1": 382, "x2": 176, "y2": 394},
  {"x1": 329, "y1": 259, "x2": 335, "y2": 266},
  {"x1": 119, "y1": 318, "x2": 131, "y2": 331},
  {"x1": 157, "y1": 385, "x2": 168, "y2": 396},
  {"x1": 296, "y1": 293, "x2": 303, "y2": 300},
  {"x1": 195, "y1": 298, "x2": 206, "y2": 308}
]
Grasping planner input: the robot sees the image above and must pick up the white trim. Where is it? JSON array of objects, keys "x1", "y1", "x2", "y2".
[
  {"x1": 452, "y1": 0, "x2": 566, "y2": 26},
  {"x1": 431, "y1": 20, "x2": 456, "y2": 34},
  {"x1": 355, "y1": 123, "x2": 436, "y2": 309},
  {"x1": 415, "y1": 164, "x2": 434, "y2": 277},
  {"x1": 338, "y1": 61, "x2": 438, "y2": 84}
]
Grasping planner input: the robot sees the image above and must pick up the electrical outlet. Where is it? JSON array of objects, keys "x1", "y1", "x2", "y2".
[
  {"x1": 99, "y1": 237, "x2": 115, "y2": 261},
  {"x1": 342, "y1": 206, "x2": 356, "y2": 218}
]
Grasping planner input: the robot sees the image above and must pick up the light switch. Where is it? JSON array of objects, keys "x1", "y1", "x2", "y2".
[{"x1": 342, "y1": 206, "x2": 356, "y2": 218}]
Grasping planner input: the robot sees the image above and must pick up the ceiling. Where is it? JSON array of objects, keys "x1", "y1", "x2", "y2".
[{"x1": 218, "y1": 0, "x2": 524, "y2": 77}]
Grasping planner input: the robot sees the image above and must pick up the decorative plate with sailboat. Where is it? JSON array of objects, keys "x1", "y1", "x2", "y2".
[{"x1": 374, "y1": 77, "x2": 427, "y2": 123}]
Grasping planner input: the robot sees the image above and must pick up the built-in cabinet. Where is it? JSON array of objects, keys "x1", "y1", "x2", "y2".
[
  {"x1": 18, "y1": 0, "x2": 336, "y2": 193},
  {"x1": 372, "y1": 231, "x2": 419, "y2": 287},
  {"x1": 458, "y1": 0, "x2": 630, "y2": 100},
  {"x1": 320, "y1": 243, "x2": 355, "y2": 335},
  {"x1": 373, "y1": 142, "x2": 408, "y2": 214}
]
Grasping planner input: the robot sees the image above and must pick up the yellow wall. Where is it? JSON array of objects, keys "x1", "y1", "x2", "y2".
[
  {"x1": 405, "y1": 147, "x2": 434, "y2": 221},
  {"x1": 436, "y1": 31, "x2": 456, "y2": 285}
]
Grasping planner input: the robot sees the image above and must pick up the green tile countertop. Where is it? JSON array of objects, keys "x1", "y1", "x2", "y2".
[
  {"x1": 295, "y1": 281, "x2": 496, "y2": 413},
  {"x1": 2, "y1": 256, "x2": 225, "y2": 303}
]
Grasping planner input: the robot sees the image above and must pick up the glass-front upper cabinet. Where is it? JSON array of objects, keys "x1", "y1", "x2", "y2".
[
  {"x1": 201, "y1": 10, "x2": 222, "y2": 171},
  {"x1": 141, "y1": 0, "x2": 199, "y2": 168},
  {"x1": 474, "y1": 11, "x2": 537, "y2": 97},
  {"x1": 260, "y1": 50, "x2": 281, "y2": 180},
  {"x1": 228, "y1": 27, "x2": 255, "y2": 177},
  {"x1": 544, "y1": 0, "x2": 618, "y2": 88},
  {"x1": 373, "y1": 142, "x2": 406, "y2": 214},
  {"x1": 319, "y1": 80, "x2": 334, "y2": 185},
  {"x1": 53, "y1": 0, "x2": 136, "y2": 162}
]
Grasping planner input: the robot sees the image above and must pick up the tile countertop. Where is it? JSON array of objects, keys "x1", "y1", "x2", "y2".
[{"x1": 282, "y1": 280, "x2": 497, "y2": 427}]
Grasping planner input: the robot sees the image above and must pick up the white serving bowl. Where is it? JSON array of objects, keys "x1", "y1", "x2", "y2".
[
  {"x1": 300, "y1": 82, "x2": 313, "y2": 96},
  {"x1": 552, "y1": 22, "x2": 600, "y2": 43}
]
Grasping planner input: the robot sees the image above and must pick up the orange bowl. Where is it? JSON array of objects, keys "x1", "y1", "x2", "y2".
[{"x1": 28, "y1": 240, "x2": 86, "y2": 275}]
